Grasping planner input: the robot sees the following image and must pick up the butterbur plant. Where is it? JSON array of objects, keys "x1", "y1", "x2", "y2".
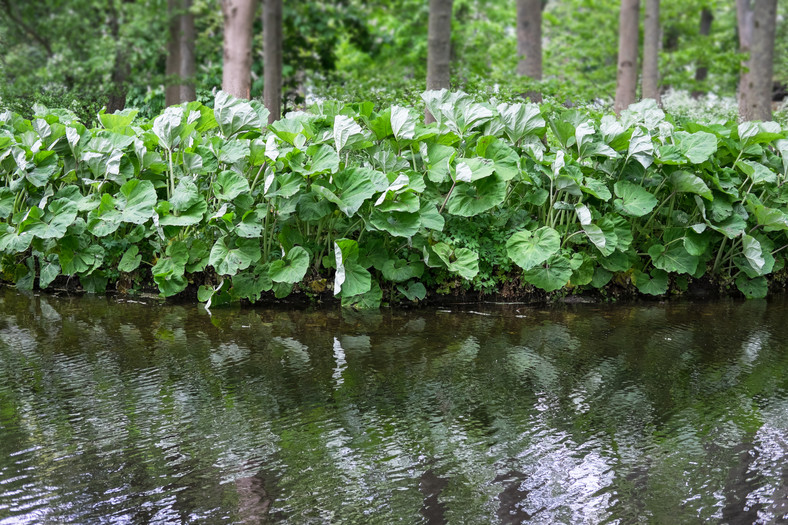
[{"x1": 0, "y1": 92, "x2": 787, "y2": 308}]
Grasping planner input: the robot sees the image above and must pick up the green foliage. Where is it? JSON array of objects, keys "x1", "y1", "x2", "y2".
[{"x1": 1, "y1": 92, "x2": 788, "y2": 309}]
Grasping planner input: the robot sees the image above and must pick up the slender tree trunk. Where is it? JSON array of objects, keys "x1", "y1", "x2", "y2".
[
  {"x1": 641, "y1": 0, "x2": 660, "y2": 103},
  {"x1": 738, "y1": 0, "x2": 777, "y2": 121},
  {"x1": 222, "y1": 0, "x2": 256, "y2": 99},
  {"x1": 106, "y1": 0, "x2": 130, "y2": 113},
  {"x1": 425, "y1": 0, "x2": 453, "y2": 123},
  {"x1": 166, "y1": 0, "x2": 196, "y2": 106},
  {"x1": 614, "y1": 0, "x2": 640, "y2": 115},
  {"x1": 692, "y1": 7, "x2": 714, "y2": 98},
  {"x1": 516, "y1": 0, "x2": 543, "y2": 102},
  {"x1": 178, "y1": 0, "x2": 196, "y2": 103},
  {"x1": 263, "y1": 0, "x2": 282, "y2": 124},
  {"x1": 165, "y1": 0, "x2": 181, "y2": 106}
]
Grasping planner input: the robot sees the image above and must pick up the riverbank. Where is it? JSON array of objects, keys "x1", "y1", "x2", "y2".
[{"x1": 2, "y1": 91, "x2": 788, "y2": 308}]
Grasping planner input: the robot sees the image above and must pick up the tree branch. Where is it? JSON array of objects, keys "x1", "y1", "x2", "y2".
[{"x1": 0, "y1": 0, "x2": 53, "y2": 56}]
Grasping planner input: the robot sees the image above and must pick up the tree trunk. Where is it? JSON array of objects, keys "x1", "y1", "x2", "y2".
[
  {"x1": 425, "y1": 0, "x2": 453, "y2": 123},
  {"x1": 692, "y1": 8, "x2": 714, "y2": 98},
  {"x1": 641, "y1": 0, "x2": 660, "y2": 103},
  {"x1": 178, "y1": 0, "x2": 196, "y2": 103},
  {"x1": 614, "y1": 0, "x2": 640, "y2": 116},
  {"x1": 516, "y1": 0, "x2": 543, "y2": 102},
  {"x1": 222, "y1": 0, "x2": 256, "y2": 99},
  {"x1": 165, "y1": 0, "x2": 181, "y2": 106},
  {"x1": 166, "y1": 0, "x2": 196, "y2": 106},
  {"x1": 738, "y1": 0, "x2": 777, "y2": 121},
  {"x1": 106, "y1": 0, "x2": 130, "y2": 113},
  {"x1": 263, "y1": 0, "x2": 282, "y2": 124}
]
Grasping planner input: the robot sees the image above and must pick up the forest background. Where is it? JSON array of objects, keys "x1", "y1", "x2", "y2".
[{"x1": 2, "y1": 0, "x2": 787, "y2": 124}]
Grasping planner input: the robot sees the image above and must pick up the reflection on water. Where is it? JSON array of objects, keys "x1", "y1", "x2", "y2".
[{"x1": 1, "y1": 289, "x2": 788, "y2": 524}]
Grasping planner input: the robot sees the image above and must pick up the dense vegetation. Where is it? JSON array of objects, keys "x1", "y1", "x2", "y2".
[{"x1": 2, "y1": 91, "x2": 787, "y2": 306}]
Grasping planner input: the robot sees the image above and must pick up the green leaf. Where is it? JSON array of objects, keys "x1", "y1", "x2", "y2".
[
  {"x1": 627, "y1": 128, "x2": 654, "y2": 168},
  {"x1": 708, "y1": 214, "x2": 747, "y2": 239},
  {"x1": 214, "y1": 91, "x2": 267, "y2": 138},
  {"x1": 0, "y1": 188, "x2": 14, "y2": 218},
  {"x1": 432, "y1": 243, "x2": 479, "y2": 280},
  {"x1": 369, "y1": 210, "x2": 421, "y2": 237},
  {"x1": 419, "y1": 201, "x2": 445, "y2": 231},
  {"x1": 751, "y1": 205, "x2": 788, "y2": 231},
  {"x1": 739, "y1": 160, "x2": 777, "y2": 185},
  {"x1": 477, "y1": 138, "x2": 519, "y2": 181},
  {"x1": 314, "y1": 167, "x2": 383, "y2": 217},
  {"x1": 670, "y1": 171, "x2": 712, "y2": 200},
  {"x1": 633, "y1": 268, "x2": 668, "y2": 295},
  {"x1": 209, "y1": 236, "x2": 261, "y2": 276},
  {"x1": 613, "y1": 181, "x2": 658, "y2": 217},
  {"x1": 522, "y1": 254, "x2": 573, "y2": 292},
  {"x1": 232, "y1": 263, "x2": 273, "y2": 302},
  {"x1": 213, "y1": 170, "x2": 250, "y2": 201},
  {"x1": 99, "y1": 108, "x2": 138, "y2": 131},
  {"x1": 741, "y1": 234, "x2": 766, "y2": 274},
  {"x1": 390, "y1": 105, "x2": 416, "y2": 141},
  {"x1": 677, "y1": 131, "x2": 717, "y2": 164},
  {"x1": 506, "y1": 226, "x2": 561, "y2": 270},
  {"x1": 455, "y1": 158, "x2": 495, "y2": 182},
  {"x1": 39, "y1": 257, "x2": 60, "y2": 289},
  {"x1": 648, "y1": 243, "x2": 699, "y2": 275},
  {"x1": 334, "y1": 115, "x2": 364, "y2": 153},
  {"x1": 382, "y1": 258, "x2": 424, "y2": 282},
  {"x1": 426, "y1": 143, "x2": 455, "y2": 183},
  {"x1": 579, "y1": 177, "x2": 612, "y2": 202},
  {"x1": 397, "y1": 281, "x2": 427, "y2": 302},
  {"x1": 333, "y1": 239, "x2": 372, "y2": 297},
  {"x1": 341, "y1": 280, "x2": 382, "y2": 309},
  {"x1": 118, "y1": 245, "x2": 142, "y2": 272},
  {"x1": 497, "y1": 102, "x2": 545, "y2": 143},
  {"x1": 446, "y1": 175, "x2": 507, "y2": 217},
  {"x1": 735, "y1": 275, "x2": 768, "y2": 299},
  {"x1": 25, "y1": 198, "x2": 77, "y2": 239},
  {"x1": 151, "y1": 106, "x2": 184, "y2": 150},
  {"x1": 117, "y1": 179, "x2": 157, "y2": 224},
  {"x1": 269, "y1": 246, "x2": 309, "y2": 283}
]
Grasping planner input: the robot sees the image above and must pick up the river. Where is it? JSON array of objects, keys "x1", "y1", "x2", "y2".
[{"x1": 0, "y1": 288, "x2": 787, "y2": 524}]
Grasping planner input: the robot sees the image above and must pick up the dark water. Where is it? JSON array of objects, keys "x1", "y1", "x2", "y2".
[{"x1": 1, "y1": 289, "x2": 787, "y2": 524}]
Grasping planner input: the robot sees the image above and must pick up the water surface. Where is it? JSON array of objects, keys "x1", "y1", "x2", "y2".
[{"x1": 1, "y1": 288, "x2": 787, "y2": 524}]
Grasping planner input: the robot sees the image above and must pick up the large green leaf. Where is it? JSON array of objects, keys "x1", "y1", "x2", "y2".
[
  {"x1": 506, "y1": 226, "x2": 561, "y2": 270},
  {"x1": 633, "y1": 268, "x2": 668, "y2": 295},
  {"x1": 522, "y1": 255, "x2": 573, "y2": 292},
  {"x1": 209, "y1": 236, "x2": 261, "y2": 276},
  {"x1": 676, "y1": 131, "x2": 717, "y2": 164},
  {"x1": 670, "y1": 171, "x2": 712, "y2": 200},
  {"x1": 151, "y1": 106, "x2": 184, "y2": 150},
  {"x1": 213, "y1": 91, "x2": 268, "y2": 138},
  {"x1": 22, "y1": 198, "x2": 77, "y2": 239},
  {"x1": 369, "y1": 210, "x2": 421, "y2": 237},
  {"x1": 446, "y1": 175, "x2": 507, "y2": 217},
  {"x1": 160, "y1": 179, "x2": 207, "y2": 226},
  {"x1": 382, "y1": 257, "x2": 424, "y2": 282},
  {"x1": 232, "y1": 263, "x2": 273, "y2": 302},
  {"x1": 314, "y1": 167, "x2": 384, "y2": 217},
  {"x1": 648, "y1": 243, "x2": 699, "y2": 275},
  {"x1": 334, "y1": 115, "x2": 364, "y2": 153},
  {"x1": 213, "y1": 170, "x2": 250, "y2": 201},
  {"x1": 739, "y1": 160, "x2": 777, "y2": 185},
  {"x1": 117, "y1": 179, "x2": 157, "y2": 224},
  {"x1": 613, "y1": 181, "x2": 658, "y2": 217},
  {"x1": 269, "y1": 246, "x2": 309, "y2": 283},
  {"x1": 735, "y1": 275, "x2": 768, "y2": 299},
  {"x1": 333, "y1": 239, "x2": 372, "y2": 297},
  {"x1": 741, "y1": 234, "x2": 766, "y2": 274},
  {"x1": 497, "y1": 102, "x2": 545, "y2": 143},
  {"x1": 118, "y1": 245, "x2": 142, "y2": 272},
  {"x1": 432, "y1": 242, "x2": 479, "y2": 280}
]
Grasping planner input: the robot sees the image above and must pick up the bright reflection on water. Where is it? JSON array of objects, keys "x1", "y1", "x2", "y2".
[{"x1": 1, "y1": 289, "x2": 787, "y2": 524}]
